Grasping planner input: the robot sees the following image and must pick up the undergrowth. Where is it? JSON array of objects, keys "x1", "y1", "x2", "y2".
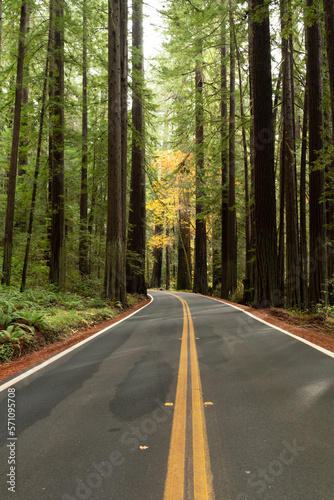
[{"x1": 0, "y1": 285, "x2": 146, "y2": 364}]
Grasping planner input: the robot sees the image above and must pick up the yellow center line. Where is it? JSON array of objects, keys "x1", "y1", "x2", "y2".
[
  {"x1": 163, "y1": 294, "x2": 215, "y2": 500},
  {"x1": 187, "y1": 301, "x2": 214, "y2": 499},
  {"x1": 163, "y1": 298, "x2": 188, "y2": 500}
]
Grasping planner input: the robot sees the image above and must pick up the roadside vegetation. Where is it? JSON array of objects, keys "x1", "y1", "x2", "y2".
[
  {"x1": 288, "y1": 305, "x2": 334, "y2": 336},
  {"x1": 0, "y1": 284, "x2": 145, "y2": 365},
  {"x1": 210, "y1": 281, "x2": 334, "y2": 341}
]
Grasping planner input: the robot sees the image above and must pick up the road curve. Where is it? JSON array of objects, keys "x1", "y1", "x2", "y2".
[{"x1": 0, "y1": 291, "x2": 334, "y2": 499}]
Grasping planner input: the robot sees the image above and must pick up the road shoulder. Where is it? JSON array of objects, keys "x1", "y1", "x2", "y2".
[{"x1": 0, "y1": 296, "x2": 152, "y2": 383}]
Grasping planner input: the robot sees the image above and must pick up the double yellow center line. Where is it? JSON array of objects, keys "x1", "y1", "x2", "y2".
[{"x1": 163, "y1": 294, "x2": 215, "y2": 500}]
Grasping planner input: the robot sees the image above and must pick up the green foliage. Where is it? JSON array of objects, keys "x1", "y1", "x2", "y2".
[
  {"x1": 0, "y1": 323, "x2": 35, "y2": 358},
  {"x1": 0, "y1": 311, "x2": 20, "y2": 328},
  {"x1": 0, "y1": 283, "x2": 147, "y2": 364},
  {"x1": 0, "y1": 324, "x2": 34, "y2": 344},
  {"x1": 17, "y1": 311, "x2": 48, "y2": 331},
  {"x1": 231, "y1": 280, "x2": 245, "y2": 304},
  {"x1": 0, "y1": 344, "x2": 16, "y2": 364},
  {"x1": 43, "y1": 307, "x2": 116, "y2": 335}
]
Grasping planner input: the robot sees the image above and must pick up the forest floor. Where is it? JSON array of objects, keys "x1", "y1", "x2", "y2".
[
  {"x1": 0, "y1": 296, "x2": 151, "y2": 382},
  {"x1": 1, "y1": 293, "x2": 334, "y2": 383},
  {"x1": 215, "y1": 297, "x2": 334, "y2": 354}
]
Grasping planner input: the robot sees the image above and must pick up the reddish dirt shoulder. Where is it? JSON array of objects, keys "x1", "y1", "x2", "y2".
[
  {"x1": 213, "y1": 297, "x2": 334, "y2": 354},
  {"x1": 0, "y1": 297, "x2": 151, "y2": 383}
]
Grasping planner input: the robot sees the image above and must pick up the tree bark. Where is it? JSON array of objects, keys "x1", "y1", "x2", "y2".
[
  {"x1": 165, "y1": 227, "x2": 170, "y2": 290},
  {"x1": 79, "y1": 0, "x2": 89, "y2": 276},
  {"x1": 104, "y1": 0, "x2": 126, "y2": 303},
  {"x1": 46, "y1": 0, "x2": 55, "y2": 270},
  {"x1": 177, "y1": 203, "x2": 192, "y2": 290},
  {"x1": 2, "y1": 0, "x2": 27, "y2": 285},
  {"x1": 233, "y1": 18, "x2": 250, "y2": 289},
  {"x1": 212, "y1": 220, "x2": 221, "y2": 291},
  {"x1": 221, "y1": 23, "x2": 229, "y2": 299},
  {"x1": 126, "y1": 0, "x2": 147, "y2": 296},
  {"x1": 121, "y1": 0, "x2": 128, "y2": 301},
  {"x1": 49, "y1": 0, "x2": 66, "y2": 290},
  {"x1": 278, "y1": 119, "x2": 285, "y2": 298},
  {"x1": 18, "y1": 11, "x2": 30, "y2": 179},
  {"x1": 323, "y1": 0, "x2": 334, "y2": 302},
  {"x1": 251, "y1": 0, "x2": 280, "y2": 307},
  {"x1": 193, "y1": 51, "x2": 208, "y2": 295},
  {"x1": 247, "y1": 0, "x2": 255, "y2": 304},
  {"x1": 151, "y1": 225, "x2": 163, "y2": 288},
  {"x1": 300, "y1": 84, "x2": 308, "y2": 308},
  {"x1": 281, "y1": 0, "x2": 300, "y2": 308},
  {"x1": 323, "y1": 1, "x2": 334, "y2": 128},
  {"x1": 306, "y1": 0, "x2": 327, "y2": 306},
  {"x1": 227, "y1": 5, "x2": 237, "y2": 297}
]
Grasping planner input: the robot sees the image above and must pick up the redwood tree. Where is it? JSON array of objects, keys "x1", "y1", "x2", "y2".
[
  {"x1": 2, "y1": 0, "x2": 27, "y2": 285},
  {"x1": 227, "y1": 4, "x2": 237, "y2": 297},
  {"x1": 323, "y1": 0, "x2": 334, "y2": 301},
  {"x1": 221, "y1": 21, "x2": 229, "y2": 299},
  {"x1": 177, "y1": 203, "x2": 192, "y2": 290},
  {"x1": 104, "y1": 0, "x2": 126, "y2": 303},
  {"x1": 306, "y1": 0, "x2": 327, "y2": 305},
  {"x1": 193, "y1": 51, "x2": 208, "y2": 295},
  {"x1": 281, "y1": 0, "x2": 301, "y2": 308},
  {"x1": 49, "y1": 0, "x2": 66, "y2": 290},
  {"x1": 126, "y1": 0, "x2": 147, "y2": 295},
  {"x1": 121, "y1": 0, "x2": 128, "y2": 293},
  {"x1": 251, "y1": 0, "x2": 280, "y2": 307},
  {"x1": 151, "y1": 225, "x2": 163, "y2": 288},
  {"x1": 79, "y1": 0, "x2": 89, "y2": 276}
]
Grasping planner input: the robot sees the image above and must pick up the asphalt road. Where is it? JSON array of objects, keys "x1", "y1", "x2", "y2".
[{"x1": 1, "y1": 291, "x2": 334, "y2": 500}]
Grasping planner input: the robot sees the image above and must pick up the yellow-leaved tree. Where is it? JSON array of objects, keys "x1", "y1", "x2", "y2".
[{"x1": 147, "y1": 150, "x2": 195, "y2": 289}]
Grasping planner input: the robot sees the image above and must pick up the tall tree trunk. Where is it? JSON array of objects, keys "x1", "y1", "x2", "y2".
[
  {"x1": 87, "y1": 146, "x2": 97, "y2": 272},
  {"x1": 278, "y1": 119, "x2": 285, "y2": 298},
  {"x1": 165, "y1": 227, "x2": 170, "y2": 290},
  {"x1": 323, "y1": 0, "x2": 334, "y2": 301},
  {"x1": 49, "y1": 0, "x2": 66, "y2": 290},
  {"x1": 234, "y1": 19, "x2": 250, "y2": 291},
  {"x1": 247, "y1": 0, "x2": 256, "y2": 304},
  {"x1": 151, "y1": 225, "x2": 163, "y2": 288},
  {"x1": 212, "y1": 220, "x2": 221, "y2": 291},
  {"x1": 126, "y1": 0, "x2": 147, "y2": 296},
  {"x1": 18, "y1": 12, "x2": 30, "y2": 179},
  {"x1": 105, "y1": 0, "x2": 125, "y2": 303},
  {"x1": 121, "y1": 0, "x2": 128, "y2": 301},
  {"x1": 324, "y1": 1, "x2": 334, "y2": 127},
  {"x1": 300, "y1": 84, "x2": 308, "y2": 308},
  {"x1": 193, "y1": 50, "x2": 208, "y2": 295},
  {"x1": 251, "y1": 0, "x2": 280, "y2": 308},
  {"x1": 177, "y1": 203, "x2": 191, "y2": 290},
  {"x1": 46, "y1": 0, "x2": 55, "y2": 270},
  {"x1": 2, "y1": 0, "x2": 27, "y2": 285},
  {"x1": 221, "y1": 22, "x2": 229, "y2": 299},
  {"x1": 79, "y1": 0, "x2": 89, "y2": 276},
  {"x1": 21, "y1": 18, "x2": 51, "y2": 292},
  {"x1": 281, "y1": 0, "x2": 300, "y2": 308},
  {"x1": 227, "y1": 4, "x2": 237, "y2": 297},
  {"x1": 306, "y1": 0, "x2": 327, "y2": 306}
]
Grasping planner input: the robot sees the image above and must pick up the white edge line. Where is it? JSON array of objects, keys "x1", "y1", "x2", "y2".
[
  {"x1": 192, "y1": 293, "x2": 334, "y2": 360},
  {"x1": 0, "y1": 295, "x2": 154, "y2": 392}
]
